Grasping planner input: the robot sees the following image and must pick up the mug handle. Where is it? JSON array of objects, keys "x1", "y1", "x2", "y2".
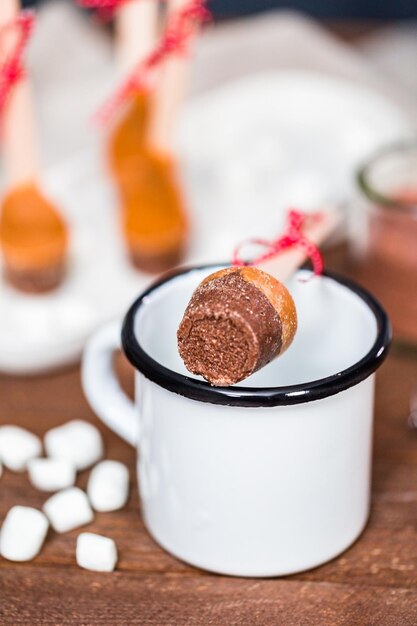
[{"x1": 81, "y1": 319, "x2": 138, "y2": 446}]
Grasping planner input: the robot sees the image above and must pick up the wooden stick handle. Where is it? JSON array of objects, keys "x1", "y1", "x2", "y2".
[
  {"x1": 0, "y1": 0, "x2": 39, "y2": 188},
  {"x1": 2, "y1": 80, "x2": 39, "y2": 187},
  {"x1": 147, "y1": 0, "x2": 194, "y2": 154},
  {"x1": 115, "y1": 0, "x2": 158, "y2": 75},
  {"x1": 258, "y1": 209, "x2": 343, "y2": 282}
]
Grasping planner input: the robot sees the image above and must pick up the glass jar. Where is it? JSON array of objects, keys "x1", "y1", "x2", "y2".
[{"x1": 354, "y1": 140, "x2": 417, "y2": 345}]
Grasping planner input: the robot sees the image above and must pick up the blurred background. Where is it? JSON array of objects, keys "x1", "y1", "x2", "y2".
[
  {"x1": 19, "y1": 0, "x2": 417, "y2": 19},
  {"x1": 0, "y1": 0, "x2": 416, "y2": 374}
]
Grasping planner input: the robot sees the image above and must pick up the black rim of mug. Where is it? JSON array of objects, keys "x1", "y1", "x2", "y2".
[{"x1": 121, "y1": 264, "x2": 391, "y2": 407}]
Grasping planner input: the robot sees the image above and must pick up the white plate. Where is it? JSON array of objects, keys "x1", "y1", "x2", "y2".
[
  {"x1": 0, "y1": 150, "x2": 147, "y2": 374},
  {"x1": 179, "y1": 71, "x2": 413, "y2": 256},
  {"x1": 0, "y1": 71, "x2": 412, "y2": 374}
]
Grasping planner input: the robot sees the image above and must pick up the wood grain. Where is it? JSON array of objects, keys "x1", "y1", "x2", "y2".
[
  {"x1": 2, "y1": 567, "x2": 417, "y2": 626},
  {"x1": 1, "y1": 334, "x2": 417, "y2": 624}
]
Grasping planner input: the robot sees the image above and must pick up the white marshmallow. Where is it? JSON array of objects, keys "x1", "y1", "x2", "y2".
[
  {"x1": 43, "y1": 487, "x2": 94, "y2": 533},
  {"x1": 44, "y1": 420, "x2": 103, "y2": 471},
  {"x1": 76, "y1": 532, "x2": 118, "y2": 572},
  {"x1": 87, "y1": 460, "x2": 130, "y2": 512},
  {"x1": 0, "y1": 425, "x2": 42, "y2": 471},
  {"x1": 0, "y1": 506, "x2": 49, "y2": 562},
  {"x1": 28, "y1": 458, "x2": 76, "y2": 492}
]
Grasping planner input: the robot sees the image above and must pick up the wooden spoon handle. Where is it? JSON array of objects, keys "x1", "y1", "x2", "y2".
[
  {"x1": 116, "y1": 0, "x2": 158, "y2": 74},
  {"x1": 259, "y1": 209, "x2": 343, "y2": 282},
  {"x1": 147, "y1": 0, "x2": 196, "y2": 154},
  {"x1": 0, "y1": 0, "x2": 39, "y2": 188}
]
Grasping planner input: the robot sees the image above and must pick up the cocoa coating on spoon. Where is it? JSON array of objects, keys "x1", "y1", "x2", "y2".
[{"x1": 177, "y1": 267, "x2": 297, "y2": 386}]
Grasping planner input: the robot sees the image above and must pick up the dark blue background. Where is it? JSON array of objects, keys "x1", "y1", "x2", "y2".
[{"x1": 22, "y1": 0, "x2": 417, "y2": 19}]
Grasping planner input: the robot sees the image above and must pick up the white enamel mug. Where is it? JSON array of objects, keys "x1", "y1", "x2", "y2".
[{"x1": 82, "y1": 265, "x2": 390, "y2": 577}]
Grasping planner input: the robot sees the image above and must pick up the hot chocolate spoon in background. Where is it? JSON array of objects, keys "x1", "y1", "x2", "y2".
[
  {"x1": 108, "y1": 0, "x2": 158, "y2": 179},
  {"x1": 0, "y1": 0, "x2": 68, "y2": 293},
  {"x1": 106, "y1": 0, "x2": 206, "y2": 273},
  {"x1": 177, "y1": 210, "x2": 341, "y2": 386},
  {"x1": 107, "y1": 0, "x2": 177, "y2": 274}
]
